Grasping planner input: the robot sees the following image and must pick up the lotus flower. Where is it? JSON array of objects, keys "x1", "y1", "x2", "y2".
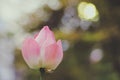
[{"x1": 21, "y1": 26, "x2": 63, "y2": 71}]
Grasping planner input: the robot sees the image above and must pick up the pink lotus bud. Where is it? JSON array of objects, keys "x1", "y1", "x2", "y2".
[{"x1": 21, "y1": 26, "x2": 63, "y2": 71}]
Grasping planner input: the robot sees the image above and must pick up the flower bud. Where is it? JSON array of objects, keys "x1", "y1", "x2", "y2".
[{"x1": 21, "y1": 26, "x2": 63, "y2": 71}]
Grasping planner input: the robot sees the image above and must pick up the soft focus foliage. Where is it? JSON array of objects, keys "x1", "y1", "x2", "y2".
[{"x1": 0, "y1": 0, "x2": 120, "y2": 80}]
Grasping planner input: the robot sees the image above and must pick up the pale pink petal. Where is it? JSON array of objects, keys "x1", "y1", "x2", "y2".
[
  {"x1": 34, "y1": 32, "x2": 39, "y2": 39},
  {"x1": 44, "y1": 40, "x2": 63, "y2": 70},
  {"x1": 57, "y1": 40, "x2": 63, "y2": 55},
  {"x1": 55, "y1": 40, "x2": 63, "y2": 68},
  {"x1": 45, "y1": 26, "x2": 55, "y2": 44},
  {"x1": 21, "y1": 38, "x2": 41, "y2": 69},
  {"x1": 35, "y1": 26, "x2": 48, "y2": 46},
  {"x1": 35, "y1": 26, "x2": 55, "y2": 47}
]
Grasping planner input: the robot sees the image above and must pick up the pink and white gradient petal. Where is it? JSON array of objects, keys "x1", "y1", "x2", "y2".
[
  {"x1": 35, "y1": 26, "x2": 55, "y2": 47},
  {"x1": 55, "y1": 40, "x2": 63, "y2": 69},
  {"x1": 22, "y1": 38, "x2": 41, "y2": 69},
  {"x1": 44, "y1": 40, "x2": 63, "y2": 70}
]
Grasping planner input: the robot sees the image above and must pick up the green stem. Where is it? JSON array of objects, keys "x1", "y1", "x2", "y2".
[{"x1": 39, "y1": 68, "x2": 45, "y2": 80}]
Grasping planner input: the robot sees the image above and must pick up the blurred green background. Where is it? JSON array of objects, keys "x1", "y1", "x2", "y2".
[{"x1": 0, "y1": 0, "x2": 120, "y2": 80}]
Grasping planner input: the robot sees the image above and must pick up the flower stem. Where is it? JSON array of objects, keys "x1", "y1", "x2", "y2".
[{"x1": 39, "y1": 68, "x2": 45, "y2": 80}]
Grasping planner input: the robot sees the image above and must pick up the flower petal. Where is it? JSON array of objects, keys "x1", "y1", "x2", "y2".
[
  {"x1": 34, "y1": 32, "x2": 39, "y2": 39},
  {"x1": 55, "y1": 40, "x2": 63, "y2": 68},
  {"x1": 35, "y1": 26, "x2": 55, "y2": 47},
  {"x1": 57, "y1": 40, "x2": 63, "y2": 56},
  {"x1": 44, "y1": 40, "x2": 63, "y2": 70},
  {"x1": 21, "y1": 38, "x2": 41, "y2": 69}
]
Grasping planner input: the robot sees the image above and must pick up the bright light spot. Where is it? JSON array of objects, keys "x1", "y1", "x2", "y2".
[
  {"x1": 0, "y1": 38, "x2": 15, "y2": 80},
  {"x1": 0, "y1": 0, "x2": 48, "y2": 21},
  {"x1": 77, "y1": 2, "x2": 99, "y2": 21},
  {"x1": 60, "y1": 6, "x2": 80, "y2": 34},
  {"x1": 47, "y1": 0, "x2": 62, "y2": 10},
  {"x1": 90, "y1": 49, "x2": 103, "y2": 63},
  {"x1": 84, "y1": 4, "x2": 96, "y2": 19},
  {"x1": 62, "y1": 40, "x2": 70, "y2": 51}
]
